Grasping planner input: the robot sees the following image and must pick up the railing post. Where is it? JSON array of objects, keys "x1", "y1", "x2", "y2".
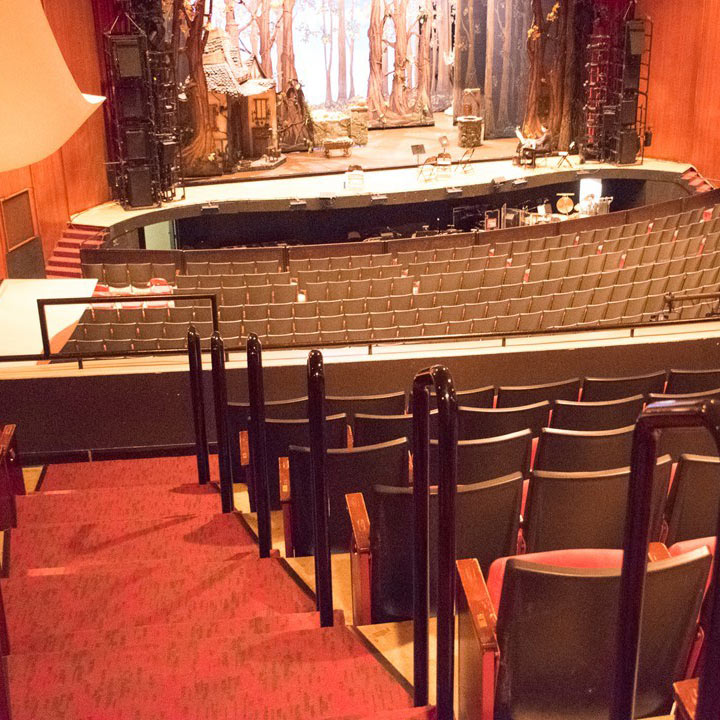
[
  {"x1": 247, "y1": 334, "x2": 272, "y2": 558},
  {"x1": 612, "y1": 399, "x2": 720, "y2": 720},
  {"x1": 210, "y1": 331, "x2": 234, "y2": 513},
  {"x1": 187, "y1": 327, "x2": 210, "y2": 485},
  {"x1": 307, "y1": 349, "x2": 334, "y2": 627},
  {"x1": 412, "y1": 365, "x2": 458, "y2": 720}
]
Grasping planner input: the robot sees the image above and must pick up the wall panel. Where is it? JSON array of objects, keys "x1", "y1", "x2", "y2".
[{"x1": 637, "y1": 0, "x2": 720, "y2": 181}]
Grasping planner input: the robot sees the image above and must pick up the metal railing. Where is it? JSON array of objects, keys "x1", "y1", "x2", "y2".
[
  {"x1": 613, "y1": 398, "x2": 720, "y2": 720},
  {"x1": 307, "y1": 349, "x2": 334, "y2": 627},
  {"x1": 210, "y1": 332, "x2": 234, "y2": 513},
  {"x1": 246, "y1": 333, "x2": 272, "y2": 558},
  {"x1": 187, "y1": 327, "x2": 210, "y2": 485},
  {"x1": 412, "y1": 364, "x2": 458, "y2": 720}
]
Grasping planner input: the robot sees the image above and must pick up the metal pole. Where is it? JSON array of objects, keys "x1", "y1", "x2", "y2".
[
  {"x1": 210, "y1": 331, "x2": 234, "y2": 513},
  {"x1": 187, "y1": 326, "x2": 210, "y2": 485},
  {"x1": 611, "y1": 399, "x2": 720, "y2": 720},
  {"x1": 307, "y1": 349, "x2": 334, "y2": 627},
  {"x1": 247, "y1": 334, "x2": 272, "y2": 558},
  {"x1": 412, "y1": 365, "x2": 458, "y2": 720}
]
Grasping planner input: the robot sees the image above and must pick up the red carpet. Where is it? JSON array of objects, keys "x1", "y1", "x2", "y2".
[
  {"x1": 0, "y1": 457, "x2": 418, "y2": 719},
  {"x1": 16, "y1": 481, "x2": 221, "y2": 525},
  {"x1": 41, "y1": 455, "x2": 220, "y2": 490}
]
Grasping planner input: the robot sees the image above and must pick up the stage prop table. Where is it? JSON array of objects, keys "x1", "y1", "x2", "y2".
[
  {"x1": 457, "y1": 115, "x2": 485, "y2": 148},
  {"x1": 311, "y1": 110, "x2": 352, "y2": 146},
  {"x1": 323, "y1": 137, "x2": 353, "y2": 157}
]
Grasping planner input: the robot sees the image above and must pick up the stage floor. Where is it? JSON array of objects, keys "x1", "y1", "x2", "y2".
[{"x1": 192, "y1": 113, "x2": 517, "y2": 183}]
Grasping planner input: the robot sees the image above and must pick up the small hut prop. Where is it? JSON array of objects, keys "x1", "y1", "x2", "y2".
[{"x1": 203, "y1": 29, "x2": 284, "y2": 170}]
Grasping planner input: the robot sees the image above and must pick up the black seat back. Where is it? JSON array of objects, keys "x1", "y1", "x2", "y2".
[
  {"x1": 581, "y1": 370, "x2": 666, "y2": 401},
  {"x1": 666, "y1": 368, "x2": 720, "y2": 394},
  {"x1": 410, "y1": 385, "x2": 494, "y2": 411},
  {"x1": 430, "y1": 429, "x2": 532, "y2": 485},
  {"x1": 496, "y1": 377, "x2": 580, "y2": 408},
  {"x1": 371, "y1": 474, "x2": 522, "y2": 623},
  {"x1": 534, "y1": 425, "x2": 635, "y2": 472},
  {"x1": 353, "y1": 413, "x2": 412, "y2": 446},
  {"x1": 494, "y1": 549, "x2": 711, "y2": 719},
  {"x1": 326, "y1": 391, "x2": 406, "y2": 430},
  {"x1": 264, "y1": 413, "x2": 347, "y2": 509},
  {"x1": 235, "y1": 395, "x2": 308, "y2": 423},
  {"x1": 524, "y1": 455, "x2": 672, "y2": 553},
  {"x1": 289, "y1": 438, "x2": 409, "y2": 556},
  {"x1": 665, "y1": 454, "x2": 720, "y2": 545},
  {"x1": 551, "y1": 394, "x2": 644, "y2": 431},
  {"x1": 458, "y1": 401, "x2": 550, "y2": 440}
]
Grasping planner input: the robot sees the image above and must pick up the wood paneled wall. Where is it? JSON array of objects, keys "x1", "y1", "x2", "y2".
[
  {"x1": 637, "y1": 0, "x2": 720, "y2": 181},
  {"x1": 0, "y1": 0, "x2": 108, "y2": 278}
]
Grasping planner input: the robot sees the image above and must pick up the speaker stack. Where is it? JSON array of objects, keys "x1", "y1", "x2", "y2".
[
  {"x1": 614, "y1": 19, "x2": 644, "y2": 164},
  {"x1": 103, "y1": 3, "x2": 183, "y2": 209}
]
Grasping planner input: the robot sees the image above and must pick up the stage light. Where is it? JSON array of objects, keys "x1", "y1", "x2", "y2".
[
  {"x1": 446, "y1": 187, "x2": 462, "y2": 197},
  {"x1": 411, "y1": 144, "x2": 425, "y2": 165},
  {"x1": 439, "y1": 135, "x2": 449, "y2": 148},
  {"x1": 512, "y1": 178, "x2": 528, "y2": 186},
  {"x1": 319, "y1": 194, "x2": 336, "y2": 208},
  {"x1": 289, "y1": 199, "x2": 307, "y2": 209},
  {"x1": 201, "y1": 203, "x2": 220, "y2": 214},
  {"x1": 370, "y1": 195, "x2": 388, "y2": 204}
]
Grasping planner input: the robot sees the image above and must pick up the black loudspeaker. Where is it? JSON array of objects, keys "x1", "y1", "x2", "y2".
[
  {"x1": 117, "y1": 85, "x2": 145, "y2": 120},
  {"x1": 110, "y1": 35, "x2": 144, "y2": 78},
  {"x1": 620, "y1": 97, "x2": 638, "y2": 125},
  {"x1": 617, "y1": 129, "x2": 640, "y2": 164},
  {"x1": 127, "y1": 166, "x2": 154, "y2": 207},
  {"x1": 623, "y1": 57, "x2": 641, "y2": 91},
  {"x1": 160, "y1": 139, "x2": 178, "y2": 165},
  {"x1": 626, "y1": 20, "x2": 645, "y2": 56},
  {"x1": 124, "y1": 129, "x2": 148, "y2": 160}
]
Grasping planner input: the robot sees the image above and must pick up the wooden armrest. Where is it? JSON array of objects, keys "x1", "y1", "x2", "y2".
[
  {"x1": 456, "y1": 558, "x2": 498, "y2": 652},
  {"x1": 278, "y1": 457, "x2": 291, "y2": 503},
  {"x1": 674, "y1": 677, "x2": 698, "y2": 720},
  {"x1": 239, "y1": 431, "x2": 250, "y2": 467},
  {"x1": 648, "y1": 542, "x2": 671, "y2": 562},
  {"x1": 345, "y1": 492, "x2": 370, "y2": 552}
]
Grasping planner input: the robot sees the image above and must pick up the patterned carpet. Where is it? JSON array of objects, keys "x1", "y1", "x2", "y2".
[{"x1": 1, "y1": 457, "x2": 421, "y2": 719}]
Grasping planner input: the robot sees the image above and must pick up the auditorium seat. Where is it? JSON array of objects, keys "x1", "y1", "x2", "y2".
[
  {"x1": 666, "y1": 368, "x2": 720, "y2": 394},
  {"x1": 664, "y1": 454, "x2": 720, "y2": 545},
  {"x1": 496, "y1": 377, "x2": 580, "y2": 407},
  {"x1": 581, "y1": 370, "x2": 666, "y2": 401},
  {"x1": 349, "y1": 473, "x2": 523, "y2": 623},
  {"x1": 287, "y1": 438, "x2": 409, "y2": 555},
  {"x1": 523, "y1": 455, "x2": 671, "y2": 553},
  {"x1": 457, "y1": 546, "x2": 711, "y2": 720},
  {"x1": 459, "y1": 401, "x2": 551, "y2": 439},
  {"x1": 551, "y1": 394, "x2": 644, "y2": 431},
  {"x1": 432, "y1": 429, "x2": 532, "y2": 485},
  {"x1": 534, "y1": 425, "x2": 635, "y2": 472},
  {"x1": 326, "y1": 391, "x2": 406, "y2": 429}
]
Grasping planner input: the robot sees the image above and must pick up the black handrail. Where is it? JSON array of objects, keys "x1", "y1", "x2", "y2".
[
  {"x1": 247, "y1": 333, "x2": 272, "y2": 558},
  {"x1": 612, "y1": 398, "x2": 720, "y2": 720},
  {"x1": 412, "y1": 364, "x2": 458, "y2": 719},
  {"x1": 307, "y1": 349, "x2": 334, "y2": 627},
  {"x1": 187, "y1": 326, "x2": 210, "y2": 485},
  {"x1": 210, "y1": 331, "x2": 234, "y2": 513}
]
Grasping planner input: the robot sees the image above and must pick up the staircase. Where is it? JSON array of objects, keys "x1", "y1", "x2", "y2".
[
  {"x1": 1, "y1": 455, "x2": 430, "y2": 720},
  {"x1": 681, "y1": 167, "x2": 715, "y2": 195},
  {"x1": 45, "y1": 224, "x2": 106, "y2": 279}
]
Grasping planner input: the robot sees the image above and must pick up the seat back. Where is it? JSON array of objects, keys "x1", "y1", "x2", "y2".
[
  {"x1": 496, "y1": 377, "x2": 580, "y2": 407},
  {"x1": 371, "y1": 474, "x2": 522, "y2": 622},
  {"x1": 666, "y1": 368, "x2": 720, "y2": 394},
  {"x1": 551, "y1": 394, "x2": 644, "y2": 431},
  {"x1": 263, "y1": 413, "x2": 347, "y2": 510},
  {"x1": 289, "y1": 438, "x2": 409, "y2": 556},
  {"x1": 534, "y1": 425, "x2": 635, "y2": 472},
  {"x1": 524, "y1": 455, "x2": 671, "y2": 553},
  {"x1": 326, "y1": 391, "x2": 406, "y2": 429},
  {"x1": 353, "y1": 413, "x2": 412, "y2": 446},
  {"x1": 581, "y1": 370, "x2": 666, "y2": 401},
  {"x1": 409, "y1": 385, "x2": 494, "y2": 412},
  {"x1": 458, "y1": 401, "x2": 550, "y2": 439},
  {"x1": 665, "y1": 454, "x2": 720, "y2": 545},
  {"x1": 494, "y1": 548, "x2": 711, "y2": 719},
  {"x1": 431, "y1": 429, "x2": 532, "y2": 485}
]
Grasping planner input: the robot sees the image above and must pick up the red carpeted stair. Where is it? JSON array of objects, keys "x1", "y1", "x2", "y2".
[
  {"x1": 45, "y1": 224, "x2": 106, "y2": 279},
  {"x1": 1, "y1": 456, "x2": 418, "y2": 719}
]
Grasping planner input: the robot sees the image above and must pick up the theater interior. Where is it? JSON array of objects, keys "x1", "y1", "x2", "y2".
[{"x1": 0, "y1": 0, "x2": 719, "y2": 718}]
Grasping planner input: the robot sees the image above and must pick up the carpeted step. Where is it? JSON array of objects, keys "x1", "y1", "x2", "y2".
[
  {"x1": 9, "y1": 511, "x2": 254, "y2": 574},
  {"x1": 7, "y1": 625, "x2": 413, "y2": 720},
  {"x1": 325, "y1": 708, "x2": 436, "y2": 720},
  {"x1": 3, "y1": 556, "x2": 316, "y2": 653},
  {"x1": 16, "y1": 482, "x2": 221, "y2": 526},
  {"x1": 41, "y1": 455, "x2": 220, "y2": 491}
]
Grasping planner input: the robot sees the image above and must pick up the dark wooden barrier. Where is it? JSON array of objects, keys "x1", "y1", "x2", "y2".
[{"x1": 287, "y1": 240, "x2": 385, "y2": 260}]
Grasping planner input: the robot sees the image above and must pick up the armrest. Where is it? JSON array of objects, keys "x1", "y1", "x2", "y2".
[
  {"x1": 457, "y1": 558, "x2": 498, "y2": 720},
  {"x1": 346, "y1": 424, "x2": 354, "y2": 449},
  {"x1": 673, "y1": 677, "x2": 698, "y2": 720},
  {"x1": 346, "y1": 492, "x2": 370, "y2": 552},
  {"x1": 239, "y1": 430, "x2": 250, "y2": 466},
  {"x1": 278, "y1": 457, "x2": 293, "y2": 557},
  {"x1": 456, "y1": 558, "x2": 498, "y2": 652},
  {"x1": 648, "y1": 542, "x2": 671, "y2": 562},
  {"x1": 346, "y1": 492, "x2": 372, "y2": 625}
]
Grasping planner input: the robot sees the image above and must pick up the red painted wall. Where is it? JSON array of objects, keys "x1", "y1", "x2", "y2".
[{"x1": 0, "y1": 0, "x2": 109, "y2": 278}]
